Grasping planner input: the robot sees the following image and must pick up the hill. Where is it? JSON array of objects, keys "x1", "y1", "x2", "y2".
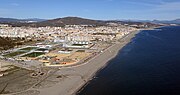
[{"x1": 35, "y1": 17, "x2": 106, "y2": 27}]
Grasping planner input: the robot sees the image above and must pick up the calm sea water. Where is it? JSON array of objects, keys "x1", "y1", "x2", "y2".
[{"x1": 78, "y1": 26, "x2": 180, "y2": 95}]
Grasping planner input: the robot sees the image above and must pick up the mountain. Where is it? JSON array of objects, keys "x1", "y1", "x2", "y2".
[
  {"x1": 164, "y1": 19, "x2": 180, "y2": 24},
  {"x1": 117, "y1": 19, "x2": 180, "y2": 25},
  {"x1": 35, "y1": 17, "x2": 106, "y2": 27},
  {"x1": 174, "y1": 19, "x2": 180, "y2": 22},
  {"x1": 0, "y1": 18, "x2": 20, "y2": 23},
  {"x1": 152, "y1": 19, "x2": 180, "y2": 24},
  {"x1": 104, "y1": 20, "x2": 156, "y2": 26},
  {"x1": 0, "y1": 17, "x2": 46, "y2": 23},
  {"x1": 20, "y1": 18, "x2": 46, "y2": 23}
]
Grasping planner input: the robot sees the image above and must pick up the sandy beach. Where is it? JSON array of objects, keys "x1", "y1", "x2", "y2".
[{"x1": 11, "y1": 30, "x2": 140, "y2": 95}]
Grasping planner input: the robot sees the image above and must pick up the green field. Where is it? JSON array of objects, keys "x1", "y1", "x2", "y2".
[
  {"x1": 3, "y1": 51, "x2": 27, "y2": 57},
  {"x1": 22, "y1": 52, "x2": 45, "y2": 57},
  {"x1": 19, "y1": 47, "x2": 38, "y2": 51}
]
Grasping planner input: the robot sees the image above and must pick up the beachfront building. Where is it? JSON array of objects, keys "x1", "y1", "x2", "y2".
[
  {"x1": 58, "y1": 48, "x2": 73, "y2": 54},
  {"x1": 63, "y1": 41, "x2": 90, "y2": 49},
  {"x1": 62, "y1": 35, "x2": 91, "y2": 48}
]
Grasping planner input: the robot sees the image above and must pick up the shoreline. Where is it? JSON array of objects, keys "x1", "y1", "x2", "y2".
[
  {"x1": 37, "y1": 30, "x2": 141, "y2": 95},
  {"x1": 73, "y1": 30, "x2": 141, "y2": 95},
  {"x1": 10, "y1": 29, "x2": 141, "y2": 95},
  {"x1": 72, "y1": 25, "x2": 180, "y2": 95}
]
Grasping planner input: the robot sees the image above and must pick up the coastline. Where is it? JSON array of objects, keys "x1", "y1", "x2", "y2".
[
  {"x1": 72, "y1": 30, "x2": 141, "y2": 95},
  {"x1": 12, "y1": 30, "x2": 141, "y2": 95},
  {"x1": 39, "y1": 30, "x2": 140, "y2": 95},
  {"x1": 73, "y1": 26, "x2": 180, "y2": 95}
]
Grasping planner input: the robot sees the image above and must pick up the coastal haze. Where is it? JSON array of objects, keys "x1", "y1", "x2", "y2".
[{"x1": 0, "y1": 0, "x2": 180, "y2": 95}]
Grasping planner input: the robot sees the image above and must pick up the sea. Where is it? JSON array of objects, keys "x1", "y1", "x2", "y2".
[{"x1": 78, "y1": 26, "x2": 180, "y2": 95}]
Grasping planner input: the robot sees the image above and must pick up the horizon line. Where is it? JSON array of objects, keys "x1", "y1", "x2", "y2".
[{"x1": 0, "y1": 16, "x2": 179, "y2": 21}]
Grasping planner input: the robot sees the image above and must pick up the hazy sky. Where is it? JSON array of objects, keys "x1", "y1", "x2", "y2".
[{"x1": 0, "y1": 0, "x2": 180, "y2": 20}]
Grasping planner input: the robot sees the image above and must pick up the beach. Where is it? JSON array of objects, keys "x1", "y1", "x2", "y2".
[
  {"x1": 12, "y1": 30, "x2": 140, "y2": 95},
  {"x1": 76, "y1": 26, "x2": 180, "y2": 95}
]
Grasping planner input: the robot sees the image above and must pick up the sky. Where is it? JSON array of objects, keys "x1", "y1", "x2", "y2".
[{"x1": 0, "y1": 0, "x2": 180, "y2": 20}]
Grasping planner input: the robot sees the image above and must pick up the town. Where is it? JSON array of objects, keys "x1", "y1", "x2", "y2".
[
  {"x1": 0, "y1": 0, "x2": 180, "y2": 94},
  {"x1": 0, "y1": 24, "x2": 136, "y2": 68},
  {"x1": 0, "y1": 22, "x2": 156, "y2": 94}
]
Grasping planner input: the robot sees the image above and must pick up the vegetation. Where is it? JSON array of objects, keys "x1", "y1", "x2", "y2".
[
  {"x1": 0, "y1": 37, "x2": 16, "y2": 50},
  {"x1": 19, "y1": 47, "x2": 37, "y2": 51},
  {"x1": 22, "y1": 52, "x2": 45, "y2": 57}
]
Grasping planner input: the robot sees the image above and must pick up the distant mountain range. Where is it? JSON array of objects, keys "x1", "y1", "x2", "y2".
[
  {"x1": 0, "y1": 17, "x2": 106, "y2": 27},
  {"x1": 0, "y1": 17, "x2": 179, "y2": 27},
  {"x1": 0, "y1": 18, "x2": 46, "y2": 23},
  {"x1": 152, "y1": 19, "x2": 180, "y2": 24},
  {"x1": 124, "y1": 19, "x2": 180, "y2": 25}
]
